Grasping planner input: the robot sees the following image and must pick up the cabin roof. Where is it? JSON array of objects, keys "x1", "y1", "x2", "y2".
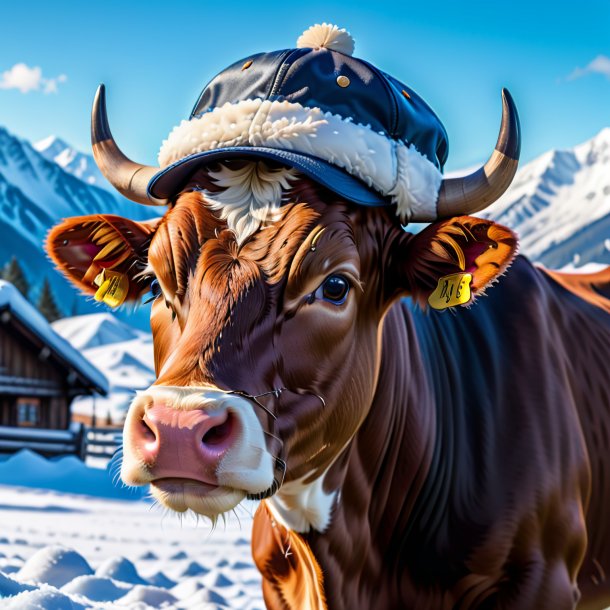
[{"x1": 0, "y1": 281, "x2": 108, "y2": 395}]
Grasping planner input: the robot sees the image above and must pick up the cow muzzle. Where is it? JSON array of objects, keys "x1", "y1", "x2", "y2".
[{"x1": 121, "y1": 387, "x2": 276, "y2": 518}]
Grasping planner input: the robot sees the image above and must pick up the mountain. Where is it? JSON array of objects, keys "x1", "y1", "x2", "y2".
[
  {"x1": 34, "y1": 135, "x2": 113, "y2": 192},
  {"x1": 52, "y1": 313, "x2": 155, "y2": 424},
  {"x1": 0, "y1": 125, "x2": 160, "y2": 330},
  {"x1": 482, "y1": 127, "x2": 610, "y2": 268}
]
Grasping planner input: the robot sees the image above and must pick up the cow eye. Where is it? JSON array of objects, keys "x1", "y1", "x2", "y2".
[
  {"x1": 315, "y1": 274, "x2": 350, "y2": 305},
  {"x1": 150, "y1": 279, "x2": 162, "y2": 299}
]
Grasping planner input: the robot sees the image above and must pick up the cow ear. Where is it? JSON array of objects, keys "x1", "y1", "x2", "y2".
[
  {"x1": 395, "y1": 216, "x2": 518, "y2": 310},
  {"x1": 46, "y1": 214, "x2": 161, "y2": 307}
]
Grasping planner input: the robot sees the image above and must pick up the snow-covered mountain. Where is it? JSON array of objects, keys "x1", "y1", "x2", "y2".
[
  {"x1": 52, "y1": 313, "x2": 155, "y2": 424},
  {"x1": 34, "y1": 135, "x2": 112, "y2": 192},
  {"x1": 482, "y1": 127, "x2": 610, "y2": 268},
  {"x1": 0, "y1": 125, "x2": 160, "y2": 329}
]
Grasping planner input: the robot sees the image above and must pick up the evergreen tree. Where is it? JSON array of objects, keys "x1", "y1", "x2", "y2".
[
  {"x1": 37, "y1": 278, "x2": 62, "y2": 323},
  {"x1": 1, "y1": 257, "x2": 30, "y2": 299}
]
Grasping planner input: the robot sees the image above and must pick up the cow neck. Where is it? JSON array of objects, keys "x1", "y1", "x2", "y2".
[{"x1": 299, "y1": 300, "x2": 439, "y2": 605}]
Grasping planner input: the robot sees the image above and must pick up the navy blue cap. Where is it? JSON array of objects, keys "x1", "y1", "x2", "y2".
[{"x1": 149, "y1": 26, "x2": 448, "y2": 203}]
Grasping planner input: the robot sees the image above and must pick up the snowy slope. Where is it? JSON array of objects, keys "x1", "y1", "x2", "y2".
[
  {"x1": 482, "y1": 127, "x2": 610, "y2": 267},
  {"x1": 0, "y1": 456, "x2": 263, "y2": 609},
  {"x1": 0, "y1": 125, "x2": 160, "y2": 330},
  {"x1": 34, "y1": 135, "x2": 112, "y2": 192},
  {"x1": 52, "y1": 314, "x2": 155, "y2": 423}
]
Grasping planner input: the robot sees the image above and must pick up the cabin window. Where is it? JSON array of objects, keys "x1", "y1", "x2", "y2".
[{"x1": 16, "y1": 398, "x2": 40, "y2": 427}]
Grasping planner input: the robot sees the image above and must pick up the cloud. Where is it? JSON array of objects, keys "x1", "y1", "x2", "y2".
[
  {"x1": 568, "y1": 55, "x2": 610, "y2": 81},
  {"x1": 0, "y1": 63, "x2": 67, "y2": 94}
]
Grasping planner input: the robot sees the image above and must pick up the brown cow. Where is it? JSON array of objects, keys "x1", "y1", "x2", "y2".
[
  {"x1": 47, "y1": 169, "x2": 610, "y2": 609},
  {"x1": 46, "y1": 24, "x2": 610, "y2": 610}
]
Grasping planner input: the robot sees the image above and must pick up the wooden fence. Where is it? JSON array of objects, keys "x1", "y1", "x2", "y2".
[
  {"x1": 0, "y1": 424, "x2": 122, "y2": 463},
  {"x1": 85, "y1": 427, "x2": 122, "y2": 462},
  {"x1": 0, "y1": 422, "x2": 87, "y2": 459}
]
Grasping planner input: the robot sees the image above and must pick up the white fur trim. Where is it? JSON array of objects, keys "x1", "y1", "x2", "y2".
[
  {"x1": 296, "y1": 23, "x2": 355, "y2": 56},
  {"x1": 158, "y1": 99, "x2": 441, "y2": 220},
  {"x1": 390, "y1": 143, "x2": 443, "y2": 223}
]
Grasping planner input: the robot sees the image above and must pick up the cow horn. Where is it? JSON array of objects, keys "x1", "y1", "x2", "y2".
[
  {"x1": 435, "y1": 88, "x2": 520, "y2": 218},
  {"x1": 91, "y1": 85, "x2": 166, "y2": 206}
]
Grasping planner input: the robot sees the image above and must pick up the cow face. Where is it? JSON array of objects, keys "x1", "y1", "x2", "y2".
[{"x1": 47, "y1": 161, "x2": 517, "y2": 524}]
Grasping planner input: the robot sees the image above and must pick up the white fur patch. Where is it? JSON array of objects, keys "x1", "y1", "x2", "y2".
[
  {"x1": 267, "y1": 465, "x2": 338, "y2": 534},
  {"x1": 203, "y1": 161, "x2": 298, "y2": 244},
  {"x1": 158, "y1": 99, "x2": 441, "y2": 222}
]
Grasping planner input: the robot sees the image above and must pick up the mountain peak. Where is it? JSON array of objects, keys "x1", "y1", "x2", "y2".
[{"x1": 33, "y1": 135, "x2": 71, "y2": 156}]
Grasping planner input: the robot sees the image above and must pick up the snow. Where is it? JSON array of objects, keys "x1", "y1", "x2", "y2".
[
  {"x1": 0, "y1": 451, "x2": 264, "y2": 609},
  {"x1": 34, "y1": 135, "x2": 114, "y2": 194},
  {"x1": 52, "y1": 313, "x2": 148, "y2": 351},
  {"x1": 0, "y1": 280, "x2": 108, "y2": 394},
  {"x1": 17, "y1": 546, "x2": 94, "y2": 588},
  {"x1": 0, "y1": 450, "x2": 146, "y2": 500},
  {"x1": 52, "y1": 313, "x2": 156, "y2": 425}
]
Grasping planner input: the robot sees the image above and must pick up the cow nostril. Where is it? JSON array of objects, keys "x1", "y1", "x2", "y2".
[
  {"x1": 140, "y1": 418, "x2": 156, "y2": 442},
  {"x1": 201, "y1": 412, "x2": 235, "y2": 447}
]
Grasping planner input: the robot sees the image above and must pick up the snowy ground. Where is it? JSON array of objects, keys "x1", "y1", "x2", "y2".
[{"x1": 0, "y1": 453, "x2": 263, "y2": 609}]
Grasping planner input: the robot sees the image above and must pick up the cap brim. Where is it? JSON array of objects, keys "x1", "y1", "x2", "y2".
[{"x1": 148, "y1": 146, "x2": 389, "y2": 207}]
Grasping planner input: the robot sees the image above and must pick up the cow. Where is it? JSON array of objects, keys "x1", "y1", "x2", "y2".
[{"x1": 46, "y1": 24, "x2": 610, "y2": 610}]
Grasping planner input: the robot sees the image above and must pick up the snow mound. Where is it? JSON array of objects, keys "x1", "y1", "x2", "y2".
[
  {"x1": 145, "y1": 571, "x2": 176, "y2": 589},
  {"x1": 3, "y1": 587, "x2": 87, "y2": 609},
  {"x1": 0, "y1": 571, "x2": 36, "y2": 596},
  {"x1": 61, "y1": 574, "x2": 131, "y2": 601},
  {"x1": 171, "y1": 576, "x2": 204, "y2": 599},
  {"x1": 16, "y1": 546, "x2": 92, "y2": 588},
  {"x1": 169, "y1": 550, "x2": 188, "y2": 560},
  {"x1": 116, "y1": 583, "x2": 177, "y2": 606},
  {"x1": 95, "y1": 556, "x2": 147, "y2": 585},
  {"x1": 178, "y1": 560, "x2": 210, "y2": 577},
  {"x1": 203, "y1": 571, "x2": 234, "y2": 588},
  {"x1": 138, "y1": 551, "x2": 158, "y2": 561},
  {"x1": 182, "y1": 587, "x2": 229, "y2": 607},
  {"x1": 231, "y1": 561, "x2": 254, "y2": 570}
]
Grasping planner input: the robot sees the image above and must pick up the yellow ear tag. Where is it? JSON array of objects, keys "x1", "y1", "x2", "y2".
[
  {"x1": 93, "y1": 269, "x2": 129, "y2": 308},
  {"x1": 428, "y1": 272, "x2": 473, "y2": 310}
]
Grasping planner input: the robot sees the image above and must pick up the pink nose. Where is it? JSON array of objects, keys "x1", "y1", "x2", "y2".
[{"x1": 130, "y1": 403, "x2": 237, "y2": 485}]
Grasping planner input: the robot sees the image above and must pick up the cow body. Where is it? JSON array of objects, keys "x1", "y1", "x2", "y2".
[
  {"x1": 253, "y1": 256, "x2": 610, "y2": 610},
  {"x1": 47, "y1": 171, "x2": 610, "y2": 610}
]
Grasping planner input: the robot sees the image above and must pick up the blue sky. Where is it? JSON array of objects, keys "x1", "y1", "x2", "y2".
[{"x1": 0, "y1": 0, "x2": 609, "y2": 171}]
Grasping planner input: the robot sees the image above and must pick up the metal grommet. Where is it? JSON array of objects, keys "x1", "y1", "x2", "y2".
[
  {"x1": 336, "y1": 75, "x2": 350, "y2": 88},
  {"x1": 241, "y1": 60, "x2": 253, "y2": 71}
]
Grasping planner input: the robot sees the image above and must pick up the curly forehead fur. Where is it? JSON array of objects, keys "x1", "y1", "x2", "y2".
[{"x1": 188, "y1": 160, "x2": 299, "y2": 245}]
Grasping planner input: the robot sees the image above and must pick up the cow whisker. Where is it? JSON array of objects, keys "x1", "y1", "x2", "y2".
[{"x1": 228, "y1": 389, "x2": 278, "y2": 420}]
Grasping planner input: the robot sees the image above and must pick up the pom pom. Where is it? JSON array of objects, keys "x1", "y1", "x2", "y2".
[{"x1": 296, "y1": 23, "x2": 355, "y2": 56}]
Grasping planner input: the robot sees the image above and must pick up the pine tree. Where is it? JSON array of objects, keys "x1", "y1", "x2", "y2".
[
  {"x1": 1, "y1": 257, "x2": 30, "y2": 299},
  {"x1": 37, "y1": 278, "x2": 62, "y2": 323}
]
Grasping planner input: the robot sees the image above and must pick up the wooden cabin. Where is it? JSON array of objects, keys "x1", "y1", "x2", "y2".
[{"x1": 0, "y1": 280, "x2": 107, "y2": 432}]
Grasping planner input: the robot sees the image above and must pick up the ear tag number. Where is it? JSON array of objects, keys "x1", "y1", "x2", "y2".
[
  {"x1": 93, "y1": 269, "x2": 129, "y2": 308},
  {"x1": 428, "y1": 272, "x2": 473, "y2": 310}
]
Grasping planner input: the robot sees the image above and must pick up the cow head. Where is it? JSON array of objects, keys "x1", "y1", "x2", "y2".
[{"x1": 47, "y1": 157, "x2": 517, "y2": 527}]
